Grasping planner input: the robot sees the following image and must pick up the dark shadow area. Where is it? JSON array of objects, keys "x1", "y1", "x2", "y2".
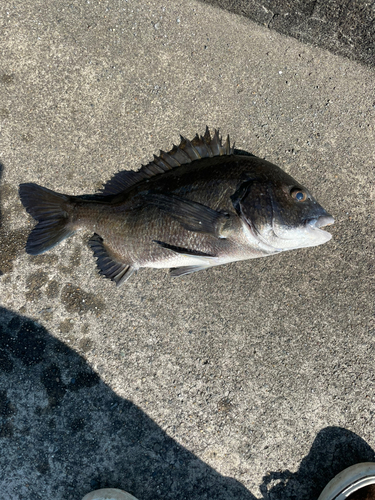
[
  {"x1": 0, "y1": 161, "x2": 3, "y2": 228},
  {"x1": 1, "y1": 306, "x2": 374, "y2": 500},
  {"x1": 0, "y1": 306, "x2": 256, "y2": 500},
  {"x1": 200, "y1": 0, "x2": 375, "y2": 68},
  {"x1": 261, "y1": 427, "x2": 375, "y2": 499}
]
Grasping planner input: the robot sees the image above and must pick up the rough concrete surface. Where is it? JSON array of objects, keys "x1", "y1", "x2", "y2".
[
  {"x1": 201, "y1": 0, "x2": 375, "y2": 68},
  {"x1": 0, "y1": 1, "x2": 374, "y2": 499}
]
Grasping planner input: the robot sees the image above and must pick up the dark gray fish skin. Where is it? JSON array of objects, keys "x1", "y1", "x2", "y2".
[{"x1": 19, "y1": 128, "x2": 334, "y2": 286}]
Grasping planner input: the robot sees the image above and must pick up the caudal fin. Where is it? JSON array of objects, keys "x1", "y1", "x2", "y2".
[{"x1": 19, "y1": 183, "x2": 75, "y2": 255}]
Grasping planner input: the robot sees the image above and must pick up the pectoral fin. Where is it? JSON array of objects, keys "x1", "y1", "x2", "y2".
[
  {"x1": 170, "y1": 265, "x2": 210, "y2": 277},
  {"x1": 153, "y1": 240, "x2": 215, "y2": 258},
  {"x1": 144, "y1": 192, "x2": 232, "y2": 238}
]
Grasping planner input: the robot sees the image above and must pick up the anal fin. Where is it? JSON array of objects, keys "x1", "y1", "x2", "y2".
[{"x1": 88, "y1": 234, "x2": 136, "y2": 286}]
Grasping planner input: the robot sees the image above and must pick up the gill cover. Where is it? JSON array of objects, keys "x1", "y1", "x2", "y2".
[{"x1": 231, "y1": 180, "x2": 274, "y2": 239}]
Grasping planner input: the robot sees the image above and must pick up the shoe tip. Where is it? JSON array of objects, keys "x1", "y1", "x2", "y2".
[{"x1": 81, "y1": 488, "x2": 139, "y2": 500}]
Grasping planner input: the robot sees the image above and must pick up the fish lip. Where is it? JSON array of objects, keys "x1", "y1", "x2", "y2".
[{"x1": 305, "y1": 215, "x2": 335, "y2": 229}]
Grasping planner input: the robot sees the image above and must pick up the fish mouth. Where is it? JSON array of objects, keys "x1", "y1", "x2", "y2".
[{"x1": 305, "y1": 215, "x2": 335, "y2": 229}]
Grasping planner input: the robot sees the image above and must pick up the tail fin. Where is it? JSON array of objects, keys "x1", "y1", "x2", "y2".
[{"x1": 19, "y1": 183, "x2": 75, "y2": 255}]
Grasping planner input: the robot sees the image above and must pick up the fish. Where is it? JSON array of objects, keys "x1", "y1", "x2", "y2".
[{"x1": 19, "y1": 128, "x2": 334, "y2": 286}]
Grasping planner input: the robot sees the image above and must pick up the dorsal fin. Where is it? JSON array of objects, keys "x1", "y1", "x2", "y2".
[{"x1": 100, "y1": 127, "x2": 235, "y2": 195}]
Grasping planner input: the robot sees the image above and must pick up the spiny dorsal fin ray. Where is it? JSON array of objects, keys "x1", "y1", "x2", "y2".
[
  {"x1": 179, "y1": 136, "x2": 201, "y2": 161},
  {"x1": 210, "y1": 129, "x2": 222, "y2": 156},
  {"x1": 100, "y1": 127, "x2": 234, "y2": 196},
  {"x1": 192, "y1": 132, "x2": 212, "y2": 158}
]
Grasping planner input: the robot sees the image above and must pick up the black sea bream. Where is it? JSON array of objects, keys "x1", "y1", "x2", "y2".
[{"x1": 19, "y1": 128, "x2": 334, "y2": 286}]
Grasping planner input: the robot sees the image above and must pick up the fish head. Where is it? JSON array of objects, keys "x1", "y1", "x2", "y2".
[{"x1": 236, "y1": 163, "x2": 334, "y2": 252}]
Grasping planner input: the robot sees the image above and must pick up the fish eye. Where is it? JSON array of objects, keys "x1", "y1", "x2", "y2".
[{"x1": 290, "y1": 188, "x2": 307, "y2": 202}]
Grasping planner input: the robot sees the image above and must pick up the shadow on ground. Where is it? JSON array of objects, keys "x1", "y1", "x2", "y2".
[
  {"x1": 0, "y1": 307, "x2": 374, "y2": 500},
  {"x1": 200, "y1": 0, "x2": 375, "y2": 67},
  {"x1": 262, "y1": 427, "x2": 375, "y2": 499},
  {"x1": 0, "y1": 161, "x2": 3, "y2": 226},
  {"x1": 0, "y1": 306, "x2": 256, "y2": 500}
]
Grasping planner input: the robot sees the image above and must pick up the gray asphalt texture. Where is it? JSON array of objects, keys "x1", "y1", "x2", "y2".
[
  {"x1": 0, "y1": 1, "x2": 374, "y2": 499},
  {"x1": 202, "y1": 0, "x2": 375, "y2": 68}
]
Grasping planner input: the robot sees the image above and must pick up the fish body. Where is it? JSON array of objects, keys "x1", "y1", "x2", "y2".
[{"x1": 19, "y1": 128, "x2": 334, "y2": 286}]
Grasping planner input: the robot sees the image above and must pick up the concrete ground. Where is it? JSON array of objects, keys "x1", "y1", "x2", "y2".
[
  {"x1": 203, "y1": 0, "x2": 375, "y2": 68},
  {"x1": 0, "y1": 1, "x2": 374, "y2": 499}
]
